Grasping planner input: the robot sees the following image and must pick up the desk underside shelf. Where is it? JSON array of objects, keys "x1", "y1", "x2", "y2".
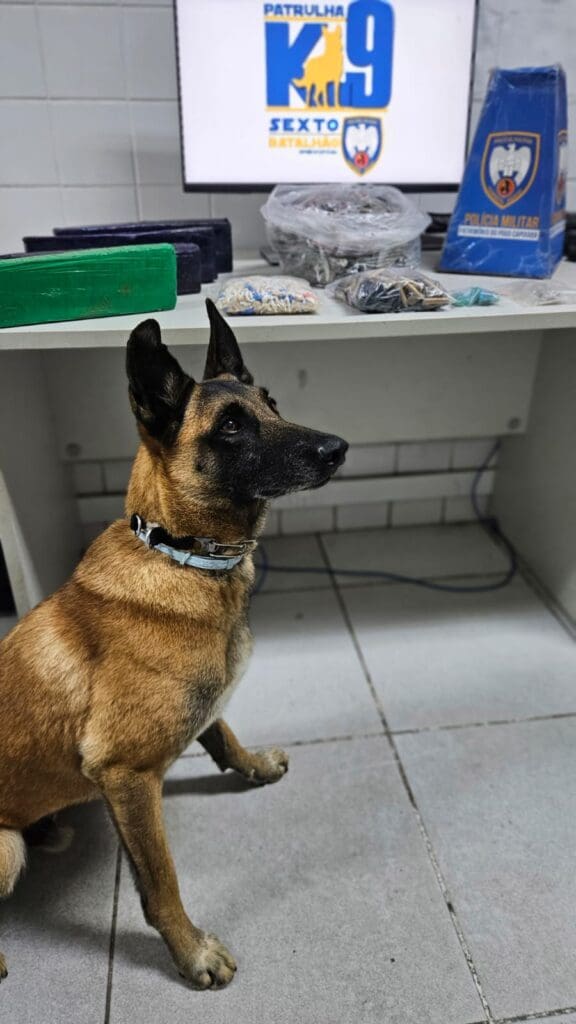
[{"x1": 2, "y1": 255, "x2": 576, "y2": 622}]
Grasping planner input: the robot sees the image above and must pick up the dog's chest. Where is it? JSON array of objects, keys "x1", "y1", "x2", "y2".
[{"x1": 183, "y1": 616, "x2": 253, "y2": 744}]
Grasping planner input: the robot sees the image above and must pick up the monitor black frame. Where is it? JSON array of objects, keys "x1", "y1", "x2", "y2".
[{"x1": 174, "y1": 0, "x2": 480, "y2": 194}]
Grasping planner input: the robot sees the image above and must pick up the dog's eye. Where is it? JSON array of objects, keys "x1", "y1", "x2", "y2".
[{"x1": 220, "y1": 418, "x2": 240, "y2": 435}]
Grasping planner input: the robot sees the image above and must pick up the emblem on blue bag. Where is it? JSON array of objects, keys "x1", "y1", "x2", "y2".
[
  {"x1": 480, "y1": 131, "x2": 541, "y2": 209},
  {"x1": 342, "y1": 117, "x2": 382, "y2": 174}
]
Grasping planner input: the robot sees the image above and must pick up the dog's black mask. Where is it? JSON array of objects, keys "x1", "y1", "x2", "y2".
[{"x1": 127, "y1": 300, "x2": 348, "y2": 503}]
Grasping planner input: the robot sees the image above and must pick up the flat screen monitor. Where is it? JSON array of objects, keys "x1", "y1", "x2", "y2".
[{"x1": 175, "y1": 0, "x2": 478, "y2": 190}]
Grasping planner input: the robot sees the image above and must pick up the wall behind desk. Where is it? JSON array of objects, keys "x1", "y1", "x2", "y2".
[
  {"x1": 0, "y1": 0, "x2": 564, "y2": 535},
  {"x1": 0, "y1": 0, "x2": 575, "y2": 253}
]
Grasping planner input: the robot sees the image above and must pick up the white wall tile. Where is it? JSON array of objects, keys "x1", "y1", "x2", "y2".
[
  {"x1": 39, "y1": 6, "x2": 125, "y2": 99},
  {"x1": 0, "y1": 102, "x2": 58, "y2": 186},
  {"x1": 280, "y1": 507, "x2": 334, "y2": 536},
  {"x1": 211, "y1": 193, "x2": 268, "y2": 254},
  {"x1": 0, "y1": 187, "x2": 64, "y2": 252},
  {"x1": 336, "y1": 502, "x2": 389, "y2": 532},
  {"x1": 337, "y1": 444, "x2": 395, "y2": 479},
  {"x1": 81, "y1": 523, "x2": 107, "y2": 550},
  {"x1": 51, "y1": 102, "x2": 134, "y2": 185},
  {"x1": 0, "y1": 6, "x2": 45, "y2": 98},
  {"x1": 60, "y1": 185, "x2": 138, "y2": 227},
  {"x1": 103, "y1": 459, "x2": 132, "y2": 493},
  {"x1": 260, "y1": 510, "x2": 280, "y2": 537},
  {"x1": 137, "y1": 184, "x2": 210, "y2": 219},
  {"x1": 397, "y1": 442, "x2": 452, "y2": 474},
  {"x1": 468, "y1": 98, "x2": 484, "y2": 147},
  {"x1": 451, "y1": 438, "x2": 498, "y2": 470},
  {"x1": 444, "y1": 495, "x2": 489, "y2": 523},
  {"x1": 73, "y1": 462, "x2": 103, "y2": 495},
  {"x1": 473, "y1": 0, "x2": 501, "y2": 101},
  {"x1": 123, "y1": 8, "x2": 177, "y2": 100},
  {"x1": 78, "y1": 494, "x2": 124, "y2": 522},
  {"x1": 495, "y1": 0, "x2": 576, "y2": 99},
  {"x1": 131, "y1": 101, "x2": 181, "y2": 185},
  {"x1": 391, "y1": 499, "x2": 443, "y2": 527}
]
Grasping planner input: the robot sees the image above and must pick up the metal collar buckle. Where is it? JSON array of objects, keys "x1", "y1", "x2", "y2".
[{"x1": 129, "y1": 514, "x2": 255, "y2": 573}]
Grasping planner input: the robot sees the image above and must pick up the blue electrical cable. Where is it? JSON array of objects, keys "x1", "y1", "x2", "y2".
[{"x1": 253, "y1": 441, "x2": 517, "y2": 595}]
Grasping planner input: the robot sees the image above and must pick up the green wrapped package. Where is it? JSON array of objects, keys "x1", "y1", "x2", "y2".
[{"x1": 0, "y1": 245, "x2": 177, "y2": 329}]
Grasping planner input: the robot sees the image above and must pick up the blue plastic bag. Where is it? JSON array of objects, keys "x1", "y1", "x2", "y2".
[{"x1": 441, "y1": 66, "x2": 567, "y2": 278}]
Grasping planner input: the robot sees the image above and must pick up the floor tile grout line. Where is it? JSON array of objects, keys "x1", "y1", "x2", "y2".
[
  {"x1": 392, "y1": 709, "x2": 576, "y2": 737},
  {"x1": 103, "y1": 844, "x2": 122, "y2": 1024},
  {"x1": 176, "y1": 712, "x2": 576, "y2": 762},
  {"x1": 495, "y1": 1007, "x2": 576, "y2": 1023},
  {"x1": 315, "y1": 532, "x2": 495, "y2": 1024},
  {"x1": 176, "y1": 730, "x2": 388, "y2": 760}
]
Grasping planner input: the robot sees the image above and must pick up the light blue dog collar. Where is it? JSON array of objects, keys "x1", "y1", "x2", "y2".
[{"x1": 131, "y1": 514, "x2": 254, "y2": 572}]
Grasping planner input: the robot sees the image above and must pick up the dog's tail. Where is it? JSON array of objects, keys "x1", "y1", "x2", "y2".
[{"x1": 0, "y1": 828, "x2": 26, "y2": 982}]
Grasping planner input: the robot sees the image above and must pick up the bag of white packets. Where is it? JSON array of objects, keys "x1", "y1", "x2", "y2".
[
  {"x1": 333, "y1": 268, "x2": 451, "y2": 314},
  {"x1": 217, "y1": 276, "x2": 318, "y2": 315}
]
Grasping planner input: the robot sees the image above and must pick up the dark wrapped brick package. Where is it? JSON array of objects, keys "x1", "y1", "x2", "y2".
[
  {"x1": 25, "y1": 228, "x2": 215, "y2": 283},
  {"x1": 53, "y1": 219, "x2": 232, "y2": 273}
]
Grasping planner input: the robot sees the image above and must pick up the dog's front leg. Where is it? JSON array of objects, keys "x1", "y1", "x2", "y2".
[
  {"x1": 198, "y1": 719, "x2": 289, "y2": 785},
  {"x1": 98, "y1": 766, "x2": 236, "y2": 989}
]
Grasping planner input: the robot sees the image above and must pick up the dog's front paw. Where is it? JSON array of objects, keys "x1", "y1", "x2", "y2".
[
  {"x1": 179, "y1": 933, "x2": 237, "y2": 990},
  {"x1": 0, "y1": 953, "x2": 7, "y2": 982},
  {"x1": 246, "y1": 747, "x2": 289, "y2": 785}
]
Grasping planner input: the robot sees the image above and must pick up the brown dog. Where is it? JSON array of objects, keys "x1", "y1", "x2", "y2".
[{"x1": 0, "y1": 300, "x2": 347, "y2": 989}]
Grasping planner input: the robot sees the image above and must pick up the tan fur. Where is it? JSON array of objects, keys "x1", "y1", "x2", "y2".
[
  {"x1": 0, "y1": 830, "x2": 26, "y2": 898},
  {"x1": 0, "y1": 378, "x2": 288, "y2": 989}
]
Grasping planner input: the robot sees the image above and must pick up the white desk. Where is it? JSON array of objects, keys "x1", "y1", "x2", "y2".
[
  {"x1": 2, "y1": 257, "x2": 576, "y2": 349},
  {"x1": 1, "y1": 256, "x2": 576, "y2": 621}
]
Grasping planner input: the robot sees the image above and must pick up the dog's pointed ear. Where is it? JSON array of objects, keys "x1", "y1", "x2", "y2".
[
  {"x1": 203, "y1": 298, "x2": 254, "y2": 384},
  {"x1": 126, "y1": 319, "x2": 194, "y2": 443}
]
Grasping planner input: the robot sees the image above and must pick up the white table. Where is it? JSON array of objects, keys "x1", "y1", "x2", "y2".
[
  {"x1": 1, "y1": 256, "x2": 576, "y2": 620},
  {"x1": 3, "y1": 258, "x2": 576, "y2": 349}
]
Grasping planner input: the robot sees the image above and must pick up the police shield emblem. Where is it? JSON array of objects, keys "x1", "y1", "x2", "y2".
[
  {"x1": 480, "y1": 131, "x2": 541, "y2": 209},
  {"x1": 342, "y1": 117, "x2": 382, "y2": 175}
]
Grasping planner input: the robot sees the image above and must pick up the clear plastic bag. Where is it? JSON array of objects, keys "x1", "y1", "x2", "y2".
[
  {"x1": 216, "y1": 275, "x2": 318, "y2": 315},
  {"x1": 333, "y1": 268, "x2": 451, "y2": 314},
  {"x1": 261, "y1": 185, "x2": 430, "y2": 287},
  {"x1": 501, "y1": 281, "x2": 576, "y2": 306}
]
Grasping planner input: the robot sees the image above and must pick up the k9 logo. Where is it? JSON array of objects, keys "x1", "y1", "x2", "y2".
[{"x1": 265, "y1": 0, "x2": 395, "y2": 109}]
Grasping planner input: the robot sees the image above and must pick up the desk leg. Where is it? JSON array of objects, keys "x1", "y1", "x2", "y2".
[
  {"x1": 0, "y1": 352, "x2": 82, "y2": 616},
  {"x1": 493, "y1": 328, "x2": 576, "y2": 623}
]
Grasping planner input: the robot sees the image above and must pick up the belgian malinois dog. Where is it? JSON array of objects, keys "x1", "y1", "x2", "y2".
[{"x1": 0, "y1": 300, "x2": 347, "y2": 989}]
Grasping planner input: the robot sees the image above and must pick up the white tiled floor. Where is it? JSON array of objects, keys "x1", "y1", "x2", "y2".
[{"x1": 3, "y1": 523, "x2": 576, "y2": 1024}]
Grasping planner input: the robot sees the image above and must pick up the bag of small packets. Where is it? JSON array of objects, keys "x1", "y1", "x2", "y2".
[
  {"x1": 332, "y1": 268, "x2": 451, "y2": 314},
  {"x1": 217, "y1": 275, "x2": 318, "y2": 315}
]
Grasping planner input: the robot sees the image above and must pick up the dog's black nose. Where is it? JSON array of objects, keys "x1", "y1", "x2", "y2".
[{"x1": 317, "y1": 436, "x2": 349, "y2": 469}]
